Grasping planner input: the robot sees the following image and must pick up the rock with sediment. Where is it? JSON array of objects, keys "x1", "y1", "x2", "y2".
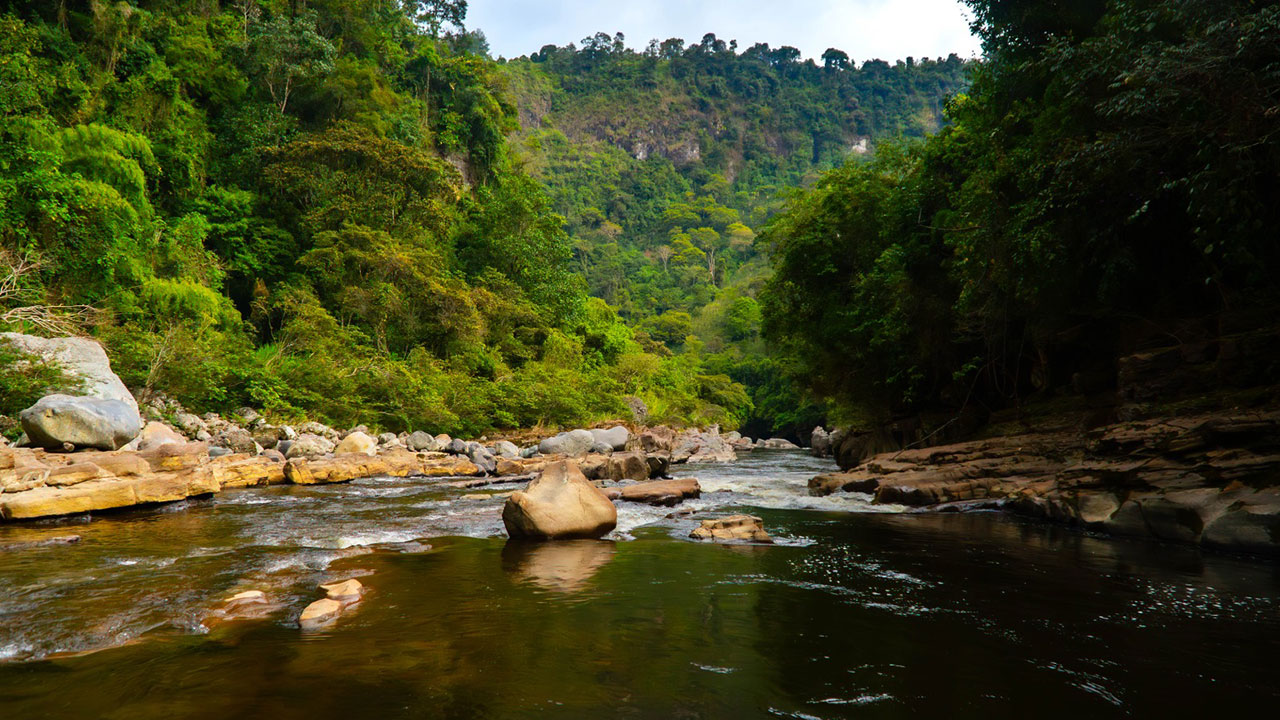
[
  {"x1": 502, "y1": 460, "x2": 617, "y2": 540},
  {"x1": 690, "y1": 515, "x2": 773, "y2": 543}
]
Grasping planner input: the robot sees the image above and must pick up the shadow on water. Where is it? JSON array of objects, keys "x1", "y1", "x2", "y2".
[{"x1": 0, "y1": 451, "x2": 1278, "y2": 718}]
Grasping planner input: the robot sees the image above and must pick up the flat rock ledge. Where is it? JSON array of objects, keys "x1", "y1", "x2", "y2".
[
  {"x1": 810, "y1": 411, "x2": 1280, "y2": 555},
  {"x1": 0, "y1": 443, "x2": 500, "y2": 521}
]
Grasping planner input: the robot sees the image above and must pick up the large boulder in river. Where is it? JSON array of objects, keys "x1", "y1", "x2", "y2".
[
  {"x1": 759, "y1": 437, "x2": 800, "y2": 450},
  {"x1": 19, "y1": 394, "x2": 142, "y2": 451},
  {"x1": 538, "y1": 429, "x2": 596, "y2": 457},
  {"x1": 589, "y1": 426, "x2": 629, "y2": 451},
  {"x1": 810, "y1": 427, "x2": 832, "y2": 457},
  {"x1": 502, "y1": 460, "x2": 617, "y2": 540},
  {"x1": 335, "y1": 431, "x2": 377, "y2": 456}
]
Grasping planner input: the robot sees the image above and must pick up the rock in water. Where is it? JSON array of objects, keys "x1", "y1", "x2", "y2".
[
  {"x1": 19, "y1": 394, "x2": 142, "y2": 451},
  {"x1": 335, "y1": 431, "x2": 377, "y2": 456},
  {"x1": 538, "y1": 429, "x2": 596, "y2": 456},
  {"x1": 810, "y1": 427, "x2": 832, "y2": 457},
  {"x1": 320, "y1": 579, "x2": 364, "y2": 602},
  {"x1": 589, "y1": 426, "x2": 629, "y2": 451},
  {"x1": 299, "y1": 598, "x2": 343, "y2": 629},
  {"x1": 760, "y1": 438, "x2": 800, "y2": 450},
  {"x1": 690, "y1": 515, "x2": 773, "y2": 543},
  {"x1": 502, "y1": 460, "x2": 617, "y2": 540}
]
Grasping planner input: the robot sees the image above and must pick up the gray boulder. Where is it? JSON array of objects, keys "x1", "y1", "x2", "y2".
[
  {"x1": 760, "y1": 438, "x2": 800, "y2": 450},
  {"x1": 217, "y1": 428, "x2": 258, "y2": 454},
  {"x1": 493, "y1": 440, "x2": 520, "y2": 458},
  {"x1": 446, "y1": 438, "x2": 469, "y2": 455},
  {"x1": 521, "y1": 445, "x2": 540, "y2": 458},
  {"x1": 589, "y1": 441, "x2": 613, "y2": 455},
  {"x1": 1, "y1": 333, "x2": 138, "y2": 412},
  {"x1": 467, "y1": 444, "x2": 497, "y2": 474},
  {"x1": 407, "y1": 431, "x2": 440, "y2": 452},
  {"x1": 19, "y1": 394, "x2": 142, "y2": 450},
  {"x1": 285, "y1": 433, "x2": 335, "y2": 459},
  {"x1": 538, "y1": 429, "x2": 595, "y2": 456},
  {"x1": 589, "y1": 426, "x2": 629, "y2": 451}
]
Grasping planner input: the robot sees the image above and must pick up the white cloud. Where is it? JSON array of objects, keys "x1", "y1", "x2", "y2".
[{"x1": 467, "y1": 0, "x2": 982, "y2": 62}]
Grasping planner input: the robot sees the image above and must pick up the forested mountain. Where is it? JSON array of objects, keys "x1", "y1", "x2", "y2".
[
  {"x1": 498, "y1": 39, "x2": 970, "y2": 436},
  {"x1": 763, "y1": 0, "x2": 1280, "y2": 445},
  {"x1": 0, "y1": 0, "x2": 972, "y2": 439}
]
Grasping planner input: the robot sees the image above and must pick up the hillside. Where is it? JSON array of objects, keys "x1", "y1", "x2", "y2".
[{"x1": 498, "y1": 38, "x2": 971, "y2": 436}]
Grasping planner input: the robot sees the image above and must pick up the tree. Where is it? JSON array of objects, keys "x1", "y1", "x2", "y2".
[
  {"x1": 409, "y1": 0, "x2": 468, "y2": 37},
  {"x1": 821, "y1": 48, "x2": 849, "y2": 71},
  {"x1": 245, "y1": 11, "x2": 336, "y2": 113}
]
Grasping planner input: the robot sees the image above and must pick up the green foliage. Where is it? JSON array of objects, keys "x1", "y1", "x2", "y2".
[
  {"x1": 763, "y1": 0, "x2": 1280, "y2": 428},
  {"x1": 0, "y1": 345, "x2": 75, "y2": 434}
]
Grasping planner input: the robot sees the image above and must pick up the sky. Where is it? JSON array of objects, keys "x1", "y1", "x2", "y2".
[{"x1": 467, "y1": 0, "x2": 983, "y2": 64}]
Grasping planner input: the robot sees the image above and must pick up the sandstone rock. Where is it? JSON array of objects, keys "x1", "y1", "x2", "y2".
[
  {"x1": 590, "y1": 426, "x2": 629, "y2": 451},
  {"x1": 299, "y1": 598, "x2": 343, "y2": 629},
  {"x1": 136, "y1": 421, "x2": 186, "y2": 452},
  {"x1": 252, "y1": 428, "x2": 279, "y2": 450},
  {"x1": 502, "y1": 461, "x2": 617, "y2": 540},
  {"x1": 407, "y1": 431, "x2": 440, "y2": 452},
  {"x1": 285, "y1": 433, "x2": 335, "y2": 459},
  {"x1": 809, "y1": 471, "x2": 879, "y2": 496},
  {"x1": 335, "y1": 431, "x2": 377, "y2": 457},
  {"x1": 594, "y1": 451, "x2": 650, "y2": 482},
  {"x1": 639, "y1": 426, "x2": 676, "y2": 454},
  {"x1": 320, "y1": 578, "x2": 364, "y2": 602},
  {"x1": 690, "y1": 515, "x2": 773, "y2": 543},
  {"x1": 538, "y1": 429, "x2": 596, "y2": 456},
  {"x1": 20, "y1": 394, "x2": 142, "y2": 451},
  {"x1": 615, "y1": 478, "x2": 701, "y2": 506}
]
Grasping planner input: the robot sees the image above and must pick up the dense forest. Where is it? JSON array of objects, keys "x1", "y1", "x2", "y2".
[
  {"x1": 500, "y1": 38, "x2": 969, "y2": 437},
  {"x1": 0, "y1": 0, "x2": 969, "y2": 439},
  {"x1": 764, "y1": 0, "x2": 1280, "y2": 444}
]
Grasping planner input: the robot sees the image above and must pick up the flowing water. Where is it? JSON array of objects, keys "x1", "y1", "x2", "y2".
[{"x1": 1, "y1": 450, "x2": 1278, "y2": 718}]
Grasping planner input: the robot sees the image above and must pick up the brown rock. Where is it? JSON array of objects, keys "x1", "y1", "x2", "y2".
[
  {"x1": 616, "y1": 478, "x2": 701, "y2": 506},
  {"x1": 502, "y1": 461, "x2": 617, "y2": 540},
  {"x1": 299, "y1": 598, "x2": 343, "y2": 629},
  {"x1": 320, "y1": 578, "x2": 364, "y2": 603},
  {"x1": 690, "y1": 515, "x2": 773, "y2": 543}
]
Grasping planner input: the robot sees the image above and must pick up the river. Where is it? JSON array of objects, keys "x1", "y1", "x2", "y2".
[{"x1": 1, "y1": 450, "x2": 1278, "y2": 717}]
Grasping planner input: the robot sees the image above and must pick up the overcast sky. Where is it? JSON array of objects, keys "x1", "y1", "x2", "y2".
[{"x1": 467, "y1": 0, "x2": 983, "y2": 63}]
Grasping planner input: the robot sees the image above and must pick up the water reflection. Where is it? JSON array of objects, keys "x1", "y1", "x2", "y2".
[{"x1": 501, "y1": 540, "x2": 615, "y2": 594}]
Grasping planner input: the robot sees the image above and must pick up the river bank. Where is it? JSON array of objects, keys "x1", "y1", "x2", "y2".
[
  {"x1": 1, "y1": 451, "x2": 1277, "y2": 717},
  {"x1": 809, "y1": 410, "x2": 1280, "y2": 555}
]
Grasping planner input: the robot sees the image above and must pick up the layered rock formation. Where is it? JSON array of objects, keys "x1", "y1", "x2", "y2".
[{"x1": 810, "y1": 411, "x2": 1280, "y2": 554}]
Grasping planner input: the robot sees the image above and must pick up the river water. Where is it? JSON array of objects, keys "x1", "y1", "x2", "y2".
[{"x1": 1, "y1": 450, "x2": 1278, "y2": 718}]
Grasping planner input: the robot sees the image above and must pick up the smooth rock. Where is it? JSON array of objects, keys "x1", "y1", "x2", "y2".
[
  {"x1": 810, "y1": 427, "x2": 832, "y2": 456},
  {"x1": 589, "y1": 426, "x2": 629, "y2": 451},
  {"x1": 615, "y1": 478, "x2": 701, "y2": 506},
  {"x1": 760, "y1": 438, "x2": 800, "y2": 450},
  {"x1": 407, "y1": 431, "x2": 440, "y2": 452},
  {"x1": 335, "y1": 431, "x2": 377, "y2": 457},
  {"x1": 299, "y1": 598, "x2": 343, "y2": 629},
  {"x1": 493, "y1": 440, "x2": 520, "y2": 458},
  {"x1": 1, "y1": 333, "x2": 138, "y2": 411},
  {"x1": 320, "y1": 578, "x2": 364, "y2": 603},
  {"x1": 502, "y1": 460, "x2": 617, "y2": 540},
  {"x1": 20, "y1": 394, "x2": 142, "y2": 451},
  {"x1": 538, "y1": 429, "x2": 596, "y2": 457},
  {"x1": 136, "y1": 421, "x2": 186, "y2": 452}
]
